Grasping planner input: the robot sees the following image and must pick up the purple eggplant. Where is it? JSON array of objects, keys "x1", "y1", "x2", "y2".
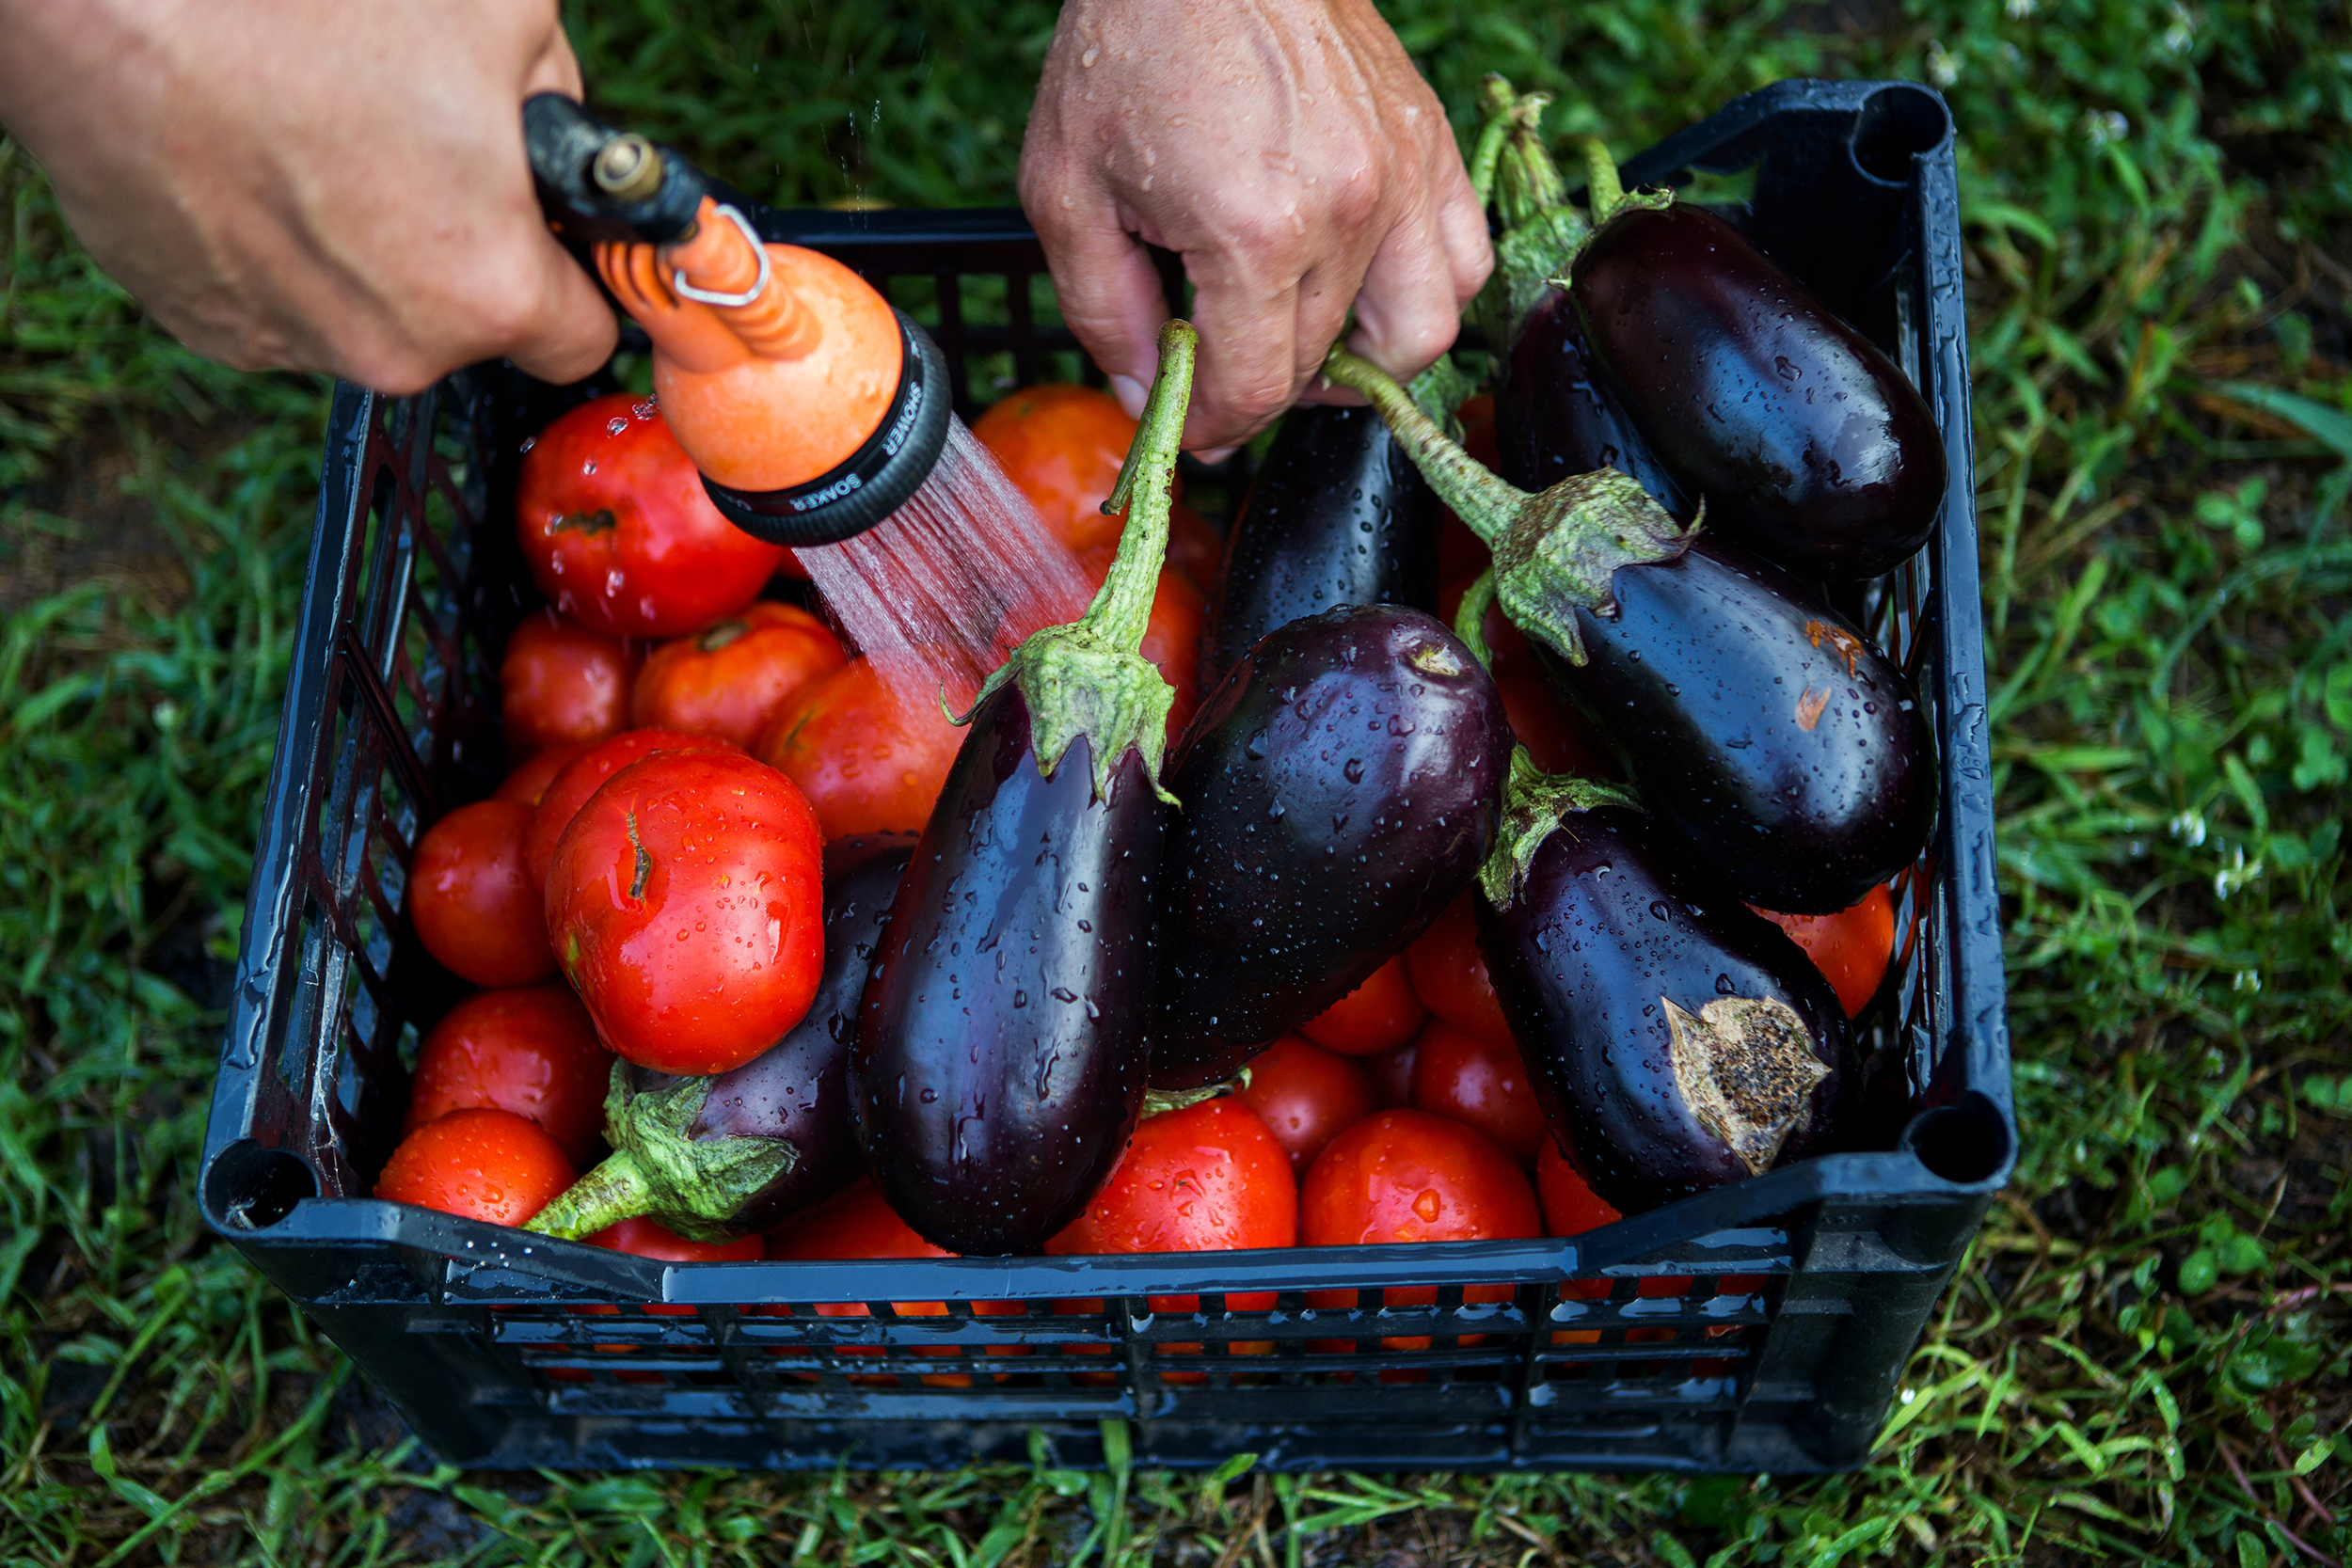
[
  {"x1": 1200, "y1": 404, "x2": 1438, "y2": 689},
  {"x1": 1320, "y1": 346, "x2": 1933, "y2": 914},
  {"x1": 1540, "y1": 533, "x2": 1934, "y2": 913},
  {"x1": 523, "y1": 834, "x2": 914, "y2": 1242},
  {"x1": 1493, "y1": 293, "x2": 1691, "y2": 518},
  {"x1": 1571, "y1": 202, "x2": 1946, "y2": 580},
  {"x1": 849, "y1": 322, "x2": 1197, "y2": 1256},
  {"x1": 1149, "y1": 603, "x2": 1511, "y2": 1089},
  {"x1": 1477, "y1": 801, "x2": 1851, "y2": 1213},
  {"x1": 1470, "y1": 78, "x2": 1942, "y2": 580}
]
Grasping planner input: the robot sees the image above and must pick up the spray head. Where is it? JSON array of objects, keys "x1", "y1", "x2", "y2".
[{"x1": 523, "y1": 95, "x2": 951, "y2": 546}]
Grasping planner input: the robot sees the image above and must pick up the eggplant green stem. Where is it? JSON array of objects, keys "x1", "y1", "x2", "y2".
[
  {"x1": 1093, "y1": 319, "x2": 1195, "y2": 653},
  {"x1": 1480, "y1": 748, "x2": 1641, "y2": 911},
  {"x1": 1454, "y1": 569, "x2": 1498, "y2": 671},
  {"x1": 1568, "y1": 135, "x2": 1628, "y2": 225},
  {"x1": 964, "y1": 320, "x2": 1196, "y2": 802},
  {"x1": 1322, "y1": 345, "x2": 1697, "y2": 667},
  {"x1": 523, "y1": 1063, "x2": 795, "y2": 1243},
  {"x1": 1320, "y1": 347, "x2": 1521, "y2": 546}
]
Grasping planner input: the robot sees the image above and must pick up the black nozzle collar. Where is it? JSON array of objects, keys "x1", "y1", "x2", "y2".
[{"x1": 703, "y1": 311, "x2": 952, "y2": 548}]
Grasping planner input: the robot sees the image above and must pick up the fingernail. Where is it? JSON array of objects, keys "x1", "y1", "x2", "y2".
[
  {"x1": 1197, "y1": 444, "x2": 1238, "y2": 465},
  {"x1": 1108, "y1": 374, "x2": 1147, "y2": 419}
]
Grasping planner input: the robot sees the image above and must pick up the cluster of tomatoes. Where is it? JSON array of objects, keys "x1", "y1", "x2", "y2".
[{"x1": 374, "y1": 383, "x2": 1897, "y2": 1299}]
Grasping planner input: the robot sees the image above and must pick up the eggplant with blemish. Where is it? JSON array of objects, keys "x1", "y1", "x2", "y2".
[
  {"x1": 1149, "y1": 603, "x2": 1511, "y2": 1089},
  {"x1": 849, "y1": 322, "x2": 1197, "y2": 1256},
  {"x1": 1540, "y1": 533, "x2": 1933, "y2": 913},
  {"x1": 524, "y1": 833, "x2": 913, "y2": 1242},
  {"x1": 1199, "y1": 404, "x2": 1438, "y2": 689},
  {"x1": 1572, "y1": 202, "x2": 1946, "y2": 579},
  {"x1": 1321, "y1": 348, "x2": 1932, "y2": 914},
  {"x1": 1477, "y1": 800, "x2": 1851, "y2": 1213}
]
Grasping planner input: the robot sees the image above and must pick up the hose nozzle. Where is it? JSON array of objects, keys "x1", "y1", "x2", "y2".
[{"x1": 525, "y1": 94, "x2": 951, "y2": 546}]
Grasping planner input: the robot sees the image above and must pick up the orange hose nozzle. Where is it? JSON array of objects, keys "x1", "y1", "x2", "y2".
[{"x1": 596, "y1": 197, "x2": 903, "y2": 496}]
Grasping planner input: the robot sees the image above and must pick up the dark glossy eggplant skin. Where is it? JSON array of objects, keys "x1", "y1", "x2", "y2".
[
  {"x1": 1477, "y1": 805, "x2": 1851, "y2": 1213},
  {"x1": 1200, "y1": 405, "x2": 1439, "y2": 689},
  {"x1": 851, "y1": 686, "x2": 1160, "y2": 1255},
  {"x1": 1571, "y1": 204, "x2": 1947, "y2": 580},
  {"x1": 1151, "y1": 605, "x2": 1510, "y2": 1088},
  {"x1": 1543, "y1": 535, "x2": 1933, "y2": 913},
  {"x1": 621, "y1": 834, "x2": 914, "y2": 1235},
  {"x1": 1494, "y1": 290, "x2": 1691, "y2": 519}
]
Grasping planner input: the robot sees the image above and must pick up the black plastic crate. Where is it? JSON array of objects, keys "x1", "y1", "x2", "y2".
[{"x1": 199, "y1": 78, "x2": 2010, "y2": 1475}]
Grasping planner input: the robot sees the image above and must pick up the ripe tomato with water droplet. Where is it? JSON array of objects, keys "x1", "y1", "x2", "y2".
[
  {"x1": 500, "y1": 609, "x2": 639, "y2": 758},
  {"x1": 524, "y1": 728, "x2": 738, "y2": 892},
  {"x1": 1047, "y1": 1100, "x2": 1295, "y2": 1379},
  {"x1": 516, "y1": 392, "x2": 789, "y2": 639},
  {"x1": 410, "y1": 800, "x2": 556, "y2": 986},
  {"x1": 1409, "y1": 1020, "x2": 1549, "y2": 1164},
  {"x1": 630, "y1": 601, "x2": 847, "y2": 749},
  {"x1": 754, "y1": 658, "x2": 964, "y2": 841},
  {"x1": 1235, "y1": 1035, "x2": 1378, "y2": 1177},
  {"x1": 374, "y1": 1107, "x2": 574, "y2": 1226},
  {"x1": 403, "y1": 983, "x2": 613, "y2": 1165},
  {"x1": 1301, "y1": 1109, "x2": 1538, "y2": 1353},
  {"x1": 546, "y1": 751, "x2": 824, "y2": 1074}
]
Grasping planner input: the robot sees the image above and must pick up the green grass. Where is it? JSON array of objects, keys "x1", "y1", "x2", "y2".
[{"x1": 4, "y1": 0, "x2": 2349, "y2": 1561}]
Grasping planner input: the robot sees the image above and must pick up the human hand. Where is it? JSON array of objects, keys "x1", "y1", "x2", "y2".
[
  {"x1": 1019, "y1": 0, "x2": 1492, "y2": 456},
  {"x1": 0, "y1": 0, "x2": 614, "y2": 394}
]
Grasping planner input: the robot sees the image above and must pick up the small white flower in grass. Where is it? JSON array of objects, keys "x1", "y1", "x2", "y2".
[
  {"x1": 2084, "y1": 110, "x2": 2131, "y2": 150},
  {"x1": 2163, "y1": 4, "x2": 2196, "y2": 53},
  {"x1": 2006, "y1": 0, "x2": 2036, "y2": 16},
  {"x1": 1926, "y1": 40, "x2": 1959, "y2": 87},
  {"x1": 1899, "y1": 1386, "x2": 1917, "y2": 1404},
  {"x1": 2169, "y1": 810, "x2": 2207, "y2": 847},
  {"x1": 2233, "y1": 971, "x2": 2262, "y2": 993},
  {"x1": 2213, "y1": 845, "x2": 2262, "y2": 900}
]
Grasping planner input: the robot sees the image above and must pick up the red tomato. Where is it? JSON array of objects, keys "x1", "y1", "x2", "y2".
[
  {"x1": 1236, "y1": 1035, "x2": 1379, "y2": 1178},
  {"x1": 1301, "y1": 1109, "x2": 1539, "y2": 1352},
  {"x1": 547, "y1": 751, "x2": 824, "y2": 1075},
  {"x1": 1078, "y1": 549, "x2": 1201, "y2": 750},
  {"x1": 1363, "y1": 1039, "x2": 1419, "y2": 1109},
  {"x1": 1167, "y1": 499, "x2": 1223, "y2": 599},
  {"x1": 410, "y1": 800, "x2": 555, "y2": 986},
  {"x1": 972, "y1": 384, "x2": 1151, "y2": 558},
  {"x1": 1302, "y1": 1110, "x2": 1539, "y2": 1248},
  {"x1": 1756, "y1": 884, "x2": 1897, "y2": 1018},
  {"x1": 403, "y1": 984, "x2": 614, "y2": 1166},
  {"x1": 767, "y1": 1181, "x2": 1022, "y2": 1386},
  {"x1": 629, "y1": 601, "x2": 847, "y2": 749},
  {"x1": 1405, "y1": 894, "x2": 1514, "y2": 1044},
  {"x1": 1409, "y1": 1021, "x2": 1548, "y2": 1165},
  {"x1": 1534, "y1": 1137, "x2": 1623, "y2": 1238},
  {"x1": 754, "y1": 659, "x2": 964, "y2": 841},
  {"x1": 500, "y1": 610, "x2": 640, "y2": 758},
  {"x1": 374, "y1": 1107, "x2": 574, "y2": 1226},
  {"x1": 516, "y1": 392, "x2": 789, "y2": 638},
  {"x1": 523, "y1": 727, "x2": 737, "y2": 892},
  {"x1": 1048, "y1": 1100, "x2": 1297, "y2": 1258},
  {"x1": 496, "y1": 738, "x2": 593, "y2": 809},
  {"x1": 1298, "y1": 952, "x2": 1425, "y2": 1056},
  {"x1": 1048, "y1": 1101, "x2": 1293, "y2": 1376}
]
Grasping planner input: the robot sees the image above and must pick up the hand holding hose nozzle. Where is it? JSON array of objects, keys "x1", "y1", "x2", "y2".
[{"x1": 523, "y1": 95, "x2": 950, "y2": 546}]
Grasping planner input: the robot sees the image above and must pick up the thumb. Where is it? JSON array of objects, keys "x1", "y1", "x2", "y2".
[{"x1": 502, "y1": 30, "x2": 614, "y2": 385}]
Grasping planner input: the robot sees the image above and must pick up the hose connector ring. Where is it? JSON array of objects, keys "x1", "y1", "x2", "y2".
[{"x1": 670, "y1": 204, "x2": 772, "y2": 308}]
